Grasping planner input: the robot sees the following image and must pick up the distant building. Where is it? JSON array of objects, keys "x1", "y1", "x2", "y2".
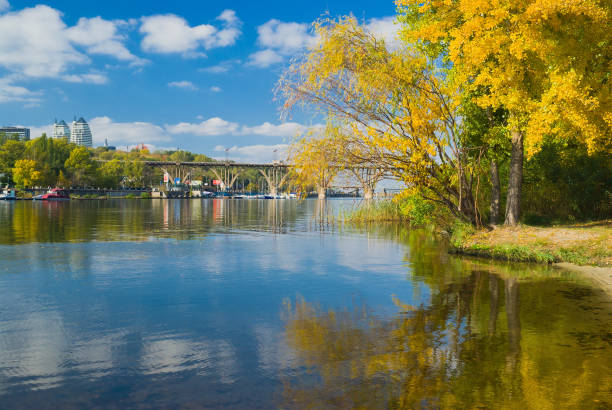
[
  {"x1": 70, "y1": 117, "x2": 93, "y2": 147},
  {"x1": 103, "y1": 138, "x2": 116, "y2": 151},
  {"x1": 52, "y1": 120, "x2": 70, "y2": 140},
  {"x1": 0, "y1": 127, "x2": 30, "y2": 141}
]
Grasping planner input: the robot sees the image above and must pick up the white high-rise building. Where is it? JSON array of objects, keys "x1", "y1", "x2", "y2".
[
  {"x1": 52, "y1": 120, "x2": 70, "y2": 140},
  {"x1": 71, "y1": 117, "x2": 93, "y2": 147}
]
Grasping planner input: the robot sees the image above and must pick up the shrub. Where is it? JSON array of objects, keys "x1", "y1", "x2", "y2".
[
  {"x1": 449, "y1": 219, "x2": 475, "y2": 248},
  {"x1": 399, "y1": 193, "x2": 435, "y2": 226}
]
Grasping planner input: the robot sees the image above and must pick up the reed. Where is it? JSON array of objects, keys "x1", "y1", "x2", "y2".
[{"x1": 341, "y1": 200, "x2": 406, "y2": 222}]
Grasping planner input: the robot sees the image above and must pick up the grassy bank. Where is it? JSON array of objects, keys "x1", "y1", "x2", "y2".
[
  {"x1": 451, "y1": 221, "x2": 612, "y2": 267},
  {"x1": 341, "y1": 198, "x2": 611, "y2": 268}
]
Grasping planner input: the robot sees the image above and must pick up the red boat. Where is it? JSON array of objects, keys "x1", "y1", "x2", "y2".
[{"x1": 39, "y1": 188, "x2": 70, "y2": 201}]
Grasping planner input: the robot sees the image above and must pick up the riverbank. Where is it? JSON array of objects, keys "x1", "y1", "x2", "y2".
[{"x1": 451, "y1": 221, "x2": 611, "y2": 267}]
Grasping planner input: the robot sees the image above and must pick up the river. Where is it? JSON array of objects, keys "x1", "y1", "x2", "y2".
[{"x1": 0, "y1": 199, "x2": 610, "y2": 408}]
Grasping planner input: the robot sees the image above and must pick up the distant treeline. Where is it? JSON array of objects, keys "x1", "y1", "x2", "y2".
[{"x1": 0, "y1": 132, "x2": 263, "y2": 190}]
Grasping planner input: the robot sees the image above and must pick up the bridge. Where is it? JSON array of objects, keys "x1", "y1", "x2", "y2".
[
  {"x1": 101, "y1": 160, "x2": 395, "y2": 198},
  {"x1": 144, "y1": 161, "x2": 292, "y2": 197}
]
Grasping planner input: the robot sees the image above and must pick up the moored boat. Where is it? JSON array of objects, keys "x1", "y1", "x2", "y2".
[
  {"x1": 36, "y1": 188, "x2": 70, "y2": 201},
  {"x1": 0, "y1": 187, "x2": 16, "y2": 200}
]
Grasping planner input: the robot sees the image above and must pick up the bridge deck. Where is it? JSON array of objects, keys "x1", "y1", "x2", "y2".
[{"x1": 143, "y1": 161, "x2": 289, "y2": 168}]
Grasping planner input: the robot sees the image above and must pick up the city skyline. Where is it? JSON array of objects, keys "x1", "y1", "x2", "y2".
[{"x1": 0, "y1": 0, "x2": 398, "y2": 161}]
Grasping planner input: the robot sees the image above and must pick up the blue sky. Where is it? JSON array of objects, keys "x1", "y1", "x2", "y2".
[{"x1": 0, "y1": 0, "x2": 398, "y2": 162}]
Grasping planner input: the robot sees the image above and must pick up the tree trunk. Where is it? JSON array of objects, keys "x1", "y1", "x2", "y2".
[
  {"x1": 317, "y1": 186, "x2": 326, "y2": 199},
  {"x1": 490, "y1": 159, "x2": 500, "y2": 225},
  {"x1": 504, "y1": 129, "x2": 523, "y2": 226},
  {"x1": 504, "y1": 277, "x2": 521, "y2": 373},
  {"x1": 459, "y1": 172, "x2": 478, "y2": 226},
  {"x1": 488, "y1": 275, "x2": 499, "y2": 336}
]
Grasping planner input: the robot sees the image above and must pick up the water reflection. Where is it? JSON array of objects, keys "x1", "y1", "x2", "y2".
[
  {"x1": 0, "y1": 199, "x2": 309, "y2": 244},
  {"x1": 0, "y1": 201, "x2": 609, "y2": 408},
  {"x1": 140, "y1": 335, "x2": 238, "y2": 383},
  {"x1": 282, "y1": 272, "x2": 611, "y2": 408}
]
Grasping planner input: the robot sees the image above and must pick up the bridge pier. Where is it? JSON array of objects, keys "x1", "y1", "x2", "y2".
[
  {"x1": 259, "y1": 166, "x2": 289, "y2": 196},
  {"x1": 211, "y1": 167, "x2": 240, "y2": 191},
  {"x1": 363, "y1": 187, "x2": 374, "y2": 200},
  {"x1": 351, "y1": 167, "x2": 385, "y2": 200}
]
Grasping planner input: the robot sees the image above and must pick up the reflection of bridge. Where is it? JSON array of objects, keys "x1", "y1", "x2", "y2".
[{"x1": 105, "y1": 160, "x2": 394, "y2": 198}]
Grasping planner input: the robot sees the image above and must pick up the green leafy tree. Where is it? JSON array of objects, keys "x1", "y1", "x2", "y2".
[
  {"x1": 57, "y1": 170, "x2": 70, "y2": 188},
  {"x1": 65, "y1": 146, "x2": 97, "y2": 186},
  {"x1": 98, "y1": 158, "x2": 124, "y2": 188},
  {"x1": 123, "y1": 160, "x2": 144, "y2": 187},
  {"x1": 169, "y1": 150, "x2": 195, "y2": 162}
]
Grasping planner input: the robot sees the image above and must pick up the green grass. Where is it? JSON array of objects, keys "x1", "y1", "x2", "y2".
[
  {"x1": 453, "y1": 241, "x2": 599, "y2": 265},
  {"x1": 456, "y1": 243, "x2": 558, "y2": 263}
]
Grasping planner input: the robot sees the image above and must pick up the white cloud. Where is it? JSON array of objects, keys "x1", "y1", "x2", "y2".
[
  {"x1": 166, "y1": 117, "x2": 318, "y2": 138},
  {"x1": 215, "y1": 144, "x2": 289, "y2": 163},
  {"x1": 89, "y1": 116, "x2": 172, "y2": 145},
  {"x1": 247, "y1": 19, "x2": 318, "y2": 68},
  {"x1": 166, "y1": 117, "x2": 240, "y2": 136},
  {"x1": 140, "y1": 10, "x2": 241, "y2": 56},
  {"x1": 256, "y1": 20, "x2": 317, "y2": 54},
  {"x1": 168, "y1": 80, "x2": 197, "y2": 90},
  {"x1": 28, "y1": 116, "x2": 316, "y2": 151},
  {"x1": 240, "y1": 121, "x2": 309, "y2": 137},
  {"x1": 27, "y1": 124, "x2": 52, "y2": 138},
  {"x1": 30, "y1": 117, "x2": 173, "y2": 145},
  {"x1": 209, "y1": 86, "x2": 222, "y2": 92},
  {"x1": 0, "y1": 77, "x2": 41, "y2": 104},
  {"x1": 246, "y1": 49, "x2": 283, "y2": 68},
  {"x1": 199, "y1": 59, "x2": 240, "y2": 73},
  {"x1": 0, "y1": 0, "x2": 9, "y2": 12},
  {"x1": 365, "y1": 16, "x2": 401, "y2": 51},
  {"x1": 0, "y1": 5, "x2": 143, "y2": 103},
  {"x1": 215, "y1": 10, "x2": 241, "y2": 47},
  {"x1": 66, "y1": 17, "x2": 145, "y2": 64},
  {"x1": 0, "y1": 6, "x2": 88, "y2": 78},
  {"x1": 62, "y1": 73, "x2": 108, "y2": 84}
]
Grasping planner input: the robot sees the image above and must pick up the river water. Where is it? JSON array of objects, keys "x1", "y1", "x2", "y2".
[{"x1": 0, "y1": 199, "x2": 610, "y2": 409}]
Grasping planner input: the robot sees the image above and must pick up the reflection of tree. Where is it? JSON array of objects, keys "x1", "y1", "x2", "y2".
[
  {"x1": 281, "y1": 270, "x2": 612, "y2": 408},
  {"x1": 0, "y1": 199, "x2": 308, "y2": 244}
]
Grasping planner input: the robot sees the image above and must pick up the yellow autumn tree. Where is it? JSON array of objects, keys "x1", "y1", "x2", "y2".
[
  {"x1": 397, "y1": 0, "x2": 612, "y2": 224},
  {"x1": 288, "y1": 131, "x2": 340, "y2": 198},
  {"x1": 279, "y1": 17, "x2": 485, "y2": 225},
  {"x1": 289, "y1": 121, "x2": 389, "y2": 199},
  {"x1": 12, "y1": 159, "x2": 43, "y2": 188}
]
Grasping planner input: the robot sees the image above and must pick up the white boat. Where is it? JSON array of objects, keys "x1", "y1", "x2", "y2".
[{"x1": 0, "y1": 187, "x2": 16, "y2": 200}]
